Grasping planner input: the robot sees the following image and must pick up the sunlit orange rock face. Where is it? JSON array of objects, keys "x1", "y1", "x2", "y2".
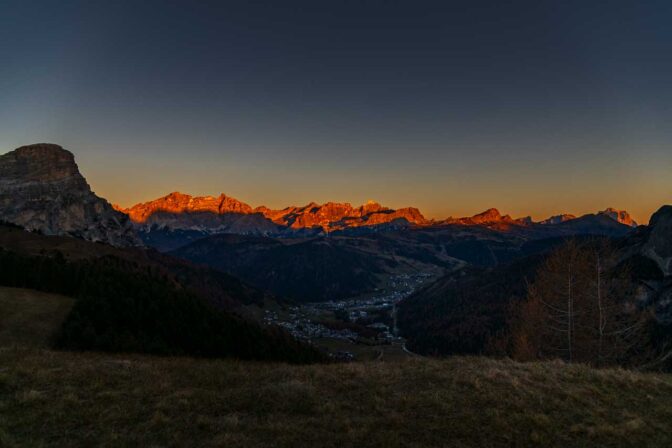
[
  {"x1": 120, "y1": 194, "x2": 427, "y2": 231},
  {"x1": 441, "y1": 208, "x2": 531, "y2": 227},
  {"x1": 119, "y1": 192, "x2": 637, "y2": 233},
  {"x1": 598, "y1": 208, "x2": 638, "y2": 227},
  {"x1": 120, "y1": 192, "x2": 253, "y2": 223},
  {"x1": 267, "y1": 200, "x2": 427, "y2": 230}
]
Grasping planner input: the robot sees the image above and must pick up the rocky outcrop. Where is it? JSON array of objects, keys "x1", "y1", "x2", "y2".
[
  {"x1": 441, "y1": 208, "x2": 531, "y2": 227},
  {"x1": 121, "y1": 191, "x2": 254, "y2": 223},
  {"x1": 598, "y1": 208, "x2": 638, "y2": 227},
  {"x1": 538, "y1": 210, "x2": 635, "y2": 227},
  {"x1": 118, "y1": 192, "x2": 280, "y2": 237},
  {"x1": 632, "y1": 205, "x2": 672, "y2": 277},
  {"x1": 0, "y1": 144, "x2": 140, "y2": 246},
  {"x1": 540, "y1": 214, "x2": 577, "y2": 225},
  {"x1": 612, "y1": 205, "x2": 672, "y2": 325},
  {"x1": 266, "y1": 201, "x2": 427, "y2": 230}
]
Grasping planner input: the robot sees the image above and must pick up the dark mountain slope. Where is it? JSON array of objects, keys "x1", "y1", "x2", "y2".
[
  {"x1": 397, "y1": 255, "x2": 544, "y2": 355},
  {"x1": 398, "y1": 206, "x2": 671, "y2": 359},
  {"x1": 553, "y1": 213, "x2": 635, "y2": 237},
  {"x1": 0, "y1": 224, "x2": 322, "y2": 363},
  {"x1": 0, "y1": 223, "x2": 267, "y2": 309},
  {"x1": 171, "y1": 234, "x2": 389, "y2": 302},
  {"x1": 616, "y1": 205, "x2": 672, "y2": 325},
  {"x1": 170, "y1": 219, "x2": 635, "y2": 303}
]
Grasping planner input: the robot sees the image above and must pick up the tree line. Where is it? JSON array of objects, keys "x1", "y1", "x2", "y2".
[
  {"x1": 399, "y1": 238, "x2": 666, "y2": 369},
  {"x1": 0, "y1": 248, "x2": 324, "y2": 363}
]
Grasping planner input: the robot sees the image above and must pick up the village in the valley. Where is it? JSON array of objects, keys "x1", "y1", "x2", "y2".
[{"x1": 262, "y1": 272, "x2": 433, "y2": 361}]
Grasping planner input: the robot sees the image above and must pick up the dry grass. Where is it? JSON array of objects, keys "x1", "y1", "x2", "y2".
[
  {"x1": 1, "y1": 285, "x2": 670, "y2": 446},
  {"x1": 1, "y1": 348, "x2": 671, "y2": 447},
  {"x1": 0, "y1": 287, "x2": 74, "y2": 348}
]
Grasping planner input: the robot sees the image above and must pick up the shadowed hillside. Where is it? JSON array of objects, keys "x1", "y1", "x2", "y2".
[
  {"x1": 0, "y1": 225, "x2": 323, "y2": 363},
  {"x1": 171, "y1": 234, "x2": 389, "y2": 302},
  {"x1": 398, "y1": 206, "x2": 672, "y2": 361},
  {"x1": 0, "y1": 287, "x2": 74, "y2": 348}
]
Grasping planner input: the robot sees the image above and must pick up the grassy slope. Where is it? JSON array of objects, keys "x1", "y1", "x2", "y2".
[
  {"x1": 1, "y1": 285, "x2": 671, "y2": 447},
  {"x1": 0, "y1": 287, "x2": 73, "y2": 348},
  {"x1": 1, "y1": 349, "x2": 671, "y2": 448}
]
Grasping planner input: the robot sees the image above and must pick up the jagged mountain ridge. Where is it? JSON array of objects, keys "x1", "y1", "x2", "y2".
[
  {"x1": 0, "y1": 144, "x2": 139, "y2": 247},
  {"x1": 0, "y1": 143, "x2": 638, "y2": 249},
  {"x1": 540, "y1": 214, "x2": 577, "y2": 225},
  {"x1": 119, "y1": 191, "x2": 637, "y2": 234},
  {"x1": 119, "y1": 192, "x2": 427, "y2": 233},
  {"x1": 397, "y1": 204, "x2": 668, "y2": 358},
  {"x1": 598, "y1": 207, "x2": 638, "y2": 227}
]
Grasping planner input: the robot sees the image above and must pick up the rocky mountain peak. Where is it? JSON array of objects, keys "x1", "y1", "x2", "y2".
[
  {"x1": 165, "y1": 191, "x2": 192, "y2": 201},
  {"x1": 216, "y1": 193, "x2": 253, "y2": 214},
  {"x1": 540, "y1": 214, "x2": 577, "y2": 225},
  {"x1": 474, "y1": 208, "x2": 502, "y2": 221},
  {"x1": 0, "y1": 143, "x2": 140, "y2": 246},
  {"x1": 649, "y1": 205, "x2": 672, "y2": 227},
  {"x1": 641, "y1": 205, "x2": 672, "y2": 276},
  {"x1": 440, "y1": 208, "x2": 532, "y2": 227},
  {"x1": 3, "y1": 143, "x2": 85, "y2": 186},
  {"x1": 517, "y1": 216, "x2": 533, "y2": 225},
  {"x1": 359, "y1": 200, "x2": 387, "y2": 214},
  {"x1": 123, "y1": 192, "x2": 254, "y2": 223},
  {"x1": 599, "y1": 208, "x2": 637, "y2": 227}
]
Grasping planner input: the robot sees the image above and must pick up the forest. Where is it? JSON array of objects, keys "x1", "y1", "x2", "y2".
[{"x1": 0, "y1": 248, "x2": 323, "y2": 363}]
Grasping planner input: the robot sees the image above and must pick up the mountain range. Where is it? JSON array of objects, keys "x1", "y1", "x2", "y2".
[
  {"x1": 0, "y1": 143, "x2": 638, "y2": 251},
  {"x1": 0, "y1": 143, "x2": 643, "y2": 303},
  {"x1": 118, "y1": 191, "x2": 638, "y2": 236}
]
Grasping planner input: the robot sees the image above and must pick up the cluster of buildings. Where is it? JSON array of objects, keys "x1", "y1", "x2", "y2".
[
  {"x1": 262, "y1": 272, "x2": 434, "y2": 350},
  {"x1": 263, "y1": 310, "x2": 358, "y2": 340}
]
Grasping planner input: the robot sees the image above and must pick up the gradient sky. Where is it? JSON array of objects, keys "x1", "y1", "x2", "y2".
[{"x1": 1, "y1": 0, "x2": 671, "y2": 223}]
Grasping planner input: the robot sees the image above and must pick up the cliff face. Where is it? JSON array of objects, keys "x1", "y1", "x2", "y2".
[
  {"x1": 121, "y1": 194, "x2": 428, "y2": 233},
  {"x1": 121, "y1": 191, "x2": 254, "y2": 223},
  {"x1": 598, "y1": 208, "x2": 638, "y2": 228},
  {"x1": 635, "y1": 205, "x2": 672, "y2": 277},
  {"x1": 441, "y1": 208, "x2": 531, "y2": 227},
  {"x1": 266, "y1": 201, "x2": 427, "y2": 230},
  {"x1": 0, "y1": 144, "x2": 140, "y2": 246}
]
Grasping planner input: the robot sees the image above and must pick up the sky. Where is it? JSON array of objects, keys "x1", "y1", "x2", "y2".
[{"x1": 1, "y1": 0, "x2": 671, "y2": 224}]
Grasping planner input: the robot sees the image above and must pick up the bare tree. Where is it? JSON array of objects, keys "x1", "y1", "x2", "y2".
[{"x1": 511, "y1": 240, "x2": 649, "y2": 367}]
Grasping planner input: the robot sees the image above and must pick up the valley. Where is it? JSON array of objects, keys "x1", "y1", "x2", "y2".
[{"x1": 256, "y1": 272, "x2": 435, "y2": 361}]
